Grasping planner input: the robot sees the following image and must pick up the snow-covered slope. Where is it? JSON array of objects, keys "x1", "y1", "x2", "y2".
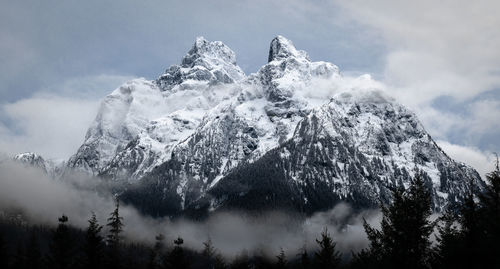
[
  {"x1": 201, "y1": 86, "x2": 481, "y2": 213},
  {"x1": 66, "y1": 37, "x2": 245, "y2": 180},
  {"x1": 58, "y1": 35, "x2": 482, "y2": 217},
  {"x1": 147, "y1": 36, "x2": 341, "y2": 197}
]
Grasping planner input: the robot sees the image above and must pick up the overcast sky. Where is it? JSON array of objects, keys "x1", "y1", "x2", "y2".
[{"x1": 0, "y1": 0, "x2": 498, "y2": 175}]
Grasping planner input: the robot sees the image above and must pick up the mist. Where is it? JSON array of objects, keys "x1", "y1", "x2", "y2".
[{"x1": 0, "y1": 160, "x2": 382, "y2": 258}]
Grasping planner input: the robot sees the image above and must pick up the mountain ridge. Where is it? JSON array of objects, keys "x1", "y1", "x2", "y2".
[{"x1": 13, "y1": 36, "x2": 484, "y2": 217}]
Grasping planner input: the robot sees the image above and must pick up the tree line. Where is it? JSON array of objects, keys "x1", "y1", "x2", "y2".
[{"x1": 0, "y1": 164, "x2": 499, "y2": 268}]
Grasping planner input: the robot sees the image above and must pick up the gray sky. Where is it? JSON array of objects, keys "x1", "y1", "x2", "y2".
[{"x1": 0, "y1": 0, "x2": 498, "y2": 175}]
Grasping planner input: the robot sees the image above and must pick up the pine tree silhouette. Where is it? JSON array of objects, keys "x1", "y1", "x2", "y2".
[
  {"x1": 148, "y1": 233, "x2": 165, "y2": 269},
  {"x1": 202, "y1": 237, "x2": 216, "y2": 259},
  {"x1": 298, "y1": 247, "x2": 310, "y2": 269},
  {"x1": 213, "y1": 254, "x2": 227, "y2": 269},
  {"x1": 47, "y1": 215, "x2": 74, "y2": 269},
  {"x1": 433, "y1": 211, "x2": 465, "y2": 269},
  {"x1": 107, "y1": 199, "x2": 124, "y2": 247},
  {"x1": 314, "y1": 227, "x2": 341, "y2": 269},
  {"x1": 434, "y1": 159, "x2": 500, "y2": 269},
  {"x1": 164, "y1": 237, "x2": 189, "y2": 269},
  {"x1": 85, "y1": 212, "x2": 104, "y2": 269},
  {"x1": 362, "y1": 176, "x2": 434, "y2": 269},
  {"x1": 476, "y1": 156, "x2": 500, "y2": 267},
  {"x1": 106, "y1": 199, "x2": 124, "y2": 269},
  {"x1": 275, "y1": 248, "x2": 287, "y2": 269}
]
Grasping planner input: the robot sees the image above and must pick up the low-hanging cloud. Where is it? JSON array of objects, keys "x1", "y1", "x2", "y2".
[
  {"x1": 0, "y1": 74, "x2": 134, "y2": 159},
  {"x1": 0, "y1": 160, "x2": 380, "y2": 258}
]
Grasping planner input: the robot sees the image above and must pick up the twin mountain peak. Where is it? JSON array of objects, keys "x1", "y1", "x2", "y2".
[{"x1": 15, "y1": 36, "x2": 482, "y2": 217}]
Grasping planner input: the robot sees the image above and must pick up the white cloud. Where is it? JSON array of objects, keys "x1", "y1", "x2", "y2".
[
  {"x1": 467, "y1": 99, "x2": 500, "y2": 137},
  {"x1": 417, "y1": 98, "x2": 500, "y2": 148},
  {"x1": 333, "y1": 0, "x2": 500, "y2": 154},
  {"x1": 334, "y1": 0, "x2": 500, "y2": 105},
  {"x1": 0, "y1": 96, "x2": 99, "y2": 159},
  {"x1": 437, "y1": 140, "x2": 496, "y2": 178},
  {"x1": 0, "y1": 75, "x2": 133, "y2": 159}
]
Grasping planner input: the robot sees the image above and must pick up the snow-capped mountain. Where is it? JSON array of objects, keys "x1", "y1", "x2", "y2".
[
  {"x1": 66, "y1": 37, "x2": 245, "y2": 180},
  {"x1": 200, "y1": 88, "x2": 480, "y2": 213},
  {"x1": 13, "y1": 152, "x2": 64, "y2": 178},
  {"x1": 61, "y1": 36, "x2": 482, "y2": 217}
]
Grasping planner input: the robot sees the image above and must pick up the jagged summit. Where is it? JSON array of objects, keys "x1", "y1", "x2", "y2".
[
  {"x1": 68, "y1": 37, "x2": 247, "y2": 178},
  {"x1": 14, "y1": 152, "x2": 47, "y2": 170},
  {"x1": 251, "y1": 35, "x2": 340, "y2": 119},
  {"x1": 182, "y1": 36, "x2": 238, "y2": 66},
  {"x1": 13, "y1": 152, "x2": 64, "y2": 177},
  {"x1": 268, "y1": 35, "x2": 308, "y2": 62},
  {"x1": 157, "y1": 37, "x2": 245, "y2": 91}
]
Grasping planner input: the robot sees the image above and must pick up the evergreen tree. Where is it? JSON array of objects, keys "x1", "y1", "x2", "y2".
[
  {"x1": 314, "y1": 228, "x2": 341, "y2": 269},
  {"x1": 106, "y1": 199, "x2": 124, "y2": 269},
  {"x1": 433, "y1": 161, "x2": 500, "y2": 269},
  {"x1": 202, "y1": 237, "x2": 216, "y2": 259},
  {"x1": 201, "y1": 237, "x2": 221, "y2": 269},
  {"x1": 154, "y1": 233, "x2": 165, "y2": 253},
  {"x1": 298, "y1": 248, "x2": 310, "y2": 269},
  {"x1": 432, "y1": 212, "x2": 465, "y2": 269},
  {"x1": 362, "y1": 176, "x2": 434, "y2": 269},
  {"x1": 46, "y1": 215, "x2": 75, "y2": 269},
  {"x1": 275, "y1": 248, "x2": 287, "y2": 269},
  {"x1": 433, "y1": 181, "x2": 478, "y2": 269},
  {"x1": 476, "y1": 159, "x2": 500, "y2": 267},
  {"x1": 107, "y1": 199, "x2": 124, "y2": 247},
  {"x1": 148, "y1": 233, "x2": 165, "y2": 269},
  {"x1": 460, "y1": 180, "x2": 480, "y2": 247},
  {"x1": 164, "y1": 237, "x2": 189, "y2": 269},
  {"x1": 213, "y1": 254, "x2": 227, "y2": 269},
  {"x1": 84, "y1": 212, "x2": 104, "y2": 269}
]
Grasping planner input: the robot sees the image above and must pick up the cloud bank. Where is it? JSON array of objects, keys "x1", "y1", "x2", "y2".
[
  {"x1": 0, "y1": 161, "x2": 378, "y2": 257},
  {"x1": 334, "y1": 0, "x2": 500, "y2": 154},
  {"x1": 0, "y1": 75, "x2": 133, "y2": 159}
]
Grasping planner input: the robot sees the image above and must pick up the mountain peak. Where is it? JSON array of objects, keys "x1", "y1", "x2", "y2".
[
  {"x1": 157, "y1": 37, "x2": 245, "y2": 91},
  {"x1": 182, "y1": 36, "x2": 238, "y2": 67},
  {"x1": 13, "y1": 152, "x2": 48, "y2": 171},
  {"x1": 268, "y1": 35, "x2": 308, "y2": 62}
]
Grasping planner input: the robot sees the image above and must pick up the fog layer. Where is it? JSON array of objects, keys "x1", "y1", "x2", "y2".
[{"x1": 0, "y1": 161, "x2": 381, "y2": 257}]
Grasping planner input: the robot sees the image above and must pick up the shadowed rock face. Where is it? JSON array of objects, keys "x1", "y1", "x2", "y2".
[
  {"x1": 199, "y1": 93, "x2": 481, "y2": 215},
  {"x1": 56, "y1": 36, "x2": 481, "y2": 218},
  {"x1": 268, "y1": 35, "x2": 308, "y2": 63}
]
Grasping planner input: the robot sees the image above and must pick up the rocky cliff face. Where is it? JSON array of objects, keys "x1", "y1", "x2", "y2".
[
  {"x1": 66, "y1": 37, "x2": 244, "y2": 180},
  {"x1": 59, "y1": 36, "x2": 482, "y2": 217},
  {"x1": 200, "y1": 89, "x2": 480, "y2": 214}
]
